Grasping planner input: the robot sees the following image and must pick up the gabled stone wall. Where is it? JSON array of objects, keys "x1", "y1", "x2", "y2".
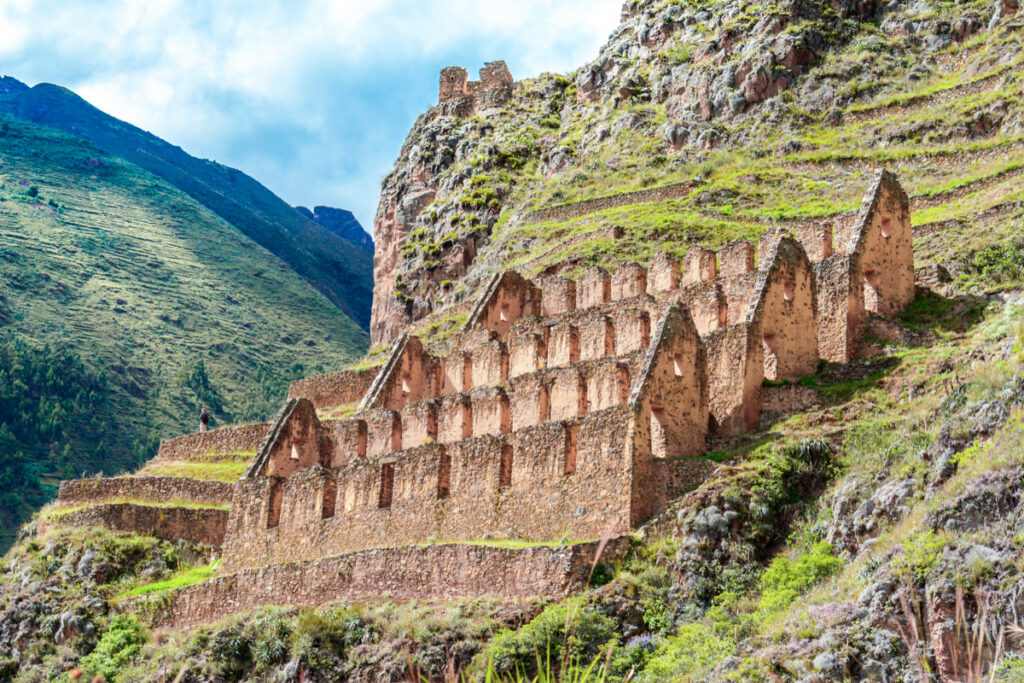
[{"x1": 63, "y1": 171, "x2": 916, "y2": 595}]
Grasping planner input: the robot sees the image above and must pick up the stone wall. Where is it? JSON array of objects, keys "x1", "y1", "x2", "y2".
[
  {"x1": 287, "y1": 367, "x2": 379, "y2": 410},
  {"x1": 58, "y1": 477, "x2": 233, "y2": 507},
  {"x1": 142, "y1": 539, "x2": 629, "y2": 632},
  {"x1": 438, "y1": 61, "x2": 514, "y2": 115},
  {"x1": 155, "y1": 423, "x2": 268, "y2": 463},
  {"x1": 52, "y1": 504, "x2": 227, "y2": 546},
  {"x1": 223, "y1": 405, "x2": 638, "y2": 570}
]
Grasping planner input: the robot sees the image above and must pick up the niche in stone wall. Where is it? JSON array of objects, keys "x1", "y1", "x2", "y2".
[
  {"x1": 651, "y1": 405, "x2": 667, "y2": 459},
  {"x1": 539, "y1": 383, "x2": 551, "y2": 423},
  {"x1": 379, "y1": 463, "x2": 395, "y2": 508},
  {"x1": 618, "y1": 367, "x2": 630, "y2": 403},
  {"x1": 499, "y1": 444, "x2": 513, "y2": 488},
  {"x1": 267, "y1": 480, "x2": 283, "y2": 528},
  {"x1": 564, "y1": 425, "x2": 579, "y2": 475},
  {"x1": 322, "y1": 478, "x2": 337, "y2": 519},
  {"x1": 437, "y1": 451, "x2": 451, "y2": 499},
  {"x1": 640, "y1": 312, "x2": 651, "y2": 349},
  {"x1": 604, "y1": 318, "x2": 616, "y2": 356},
  {"x1": 880, "y1": 217, "x2": 892, "y2": 239},
  {"x1": 863, "y1": 269, "x2": 880, "y2": 312},
  {"x1": 763, "y1": 333, "x2": 780, "y2": 382},
  {"x1": 783, "y1": 279, "x2": 796, "y2": 302},
  {"x1": 673, "y1": 354, "x2": 685, "y2": 377}
]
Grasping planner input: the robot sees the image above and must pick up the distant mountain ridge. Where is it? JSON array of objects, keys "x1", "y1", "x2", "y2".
[
  {"x1": 296, "y1": 205, "x2": 374, "y2": 252},
  {"x1": 0, "y1": 78, "x2": 373, "y2": 329}
]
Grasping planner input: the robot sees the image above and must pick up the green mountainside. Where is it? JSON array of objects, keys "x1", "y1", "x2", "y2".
[
  {"x1": 4, "y1": 0, "x2": 1024, "y2": 681},
  {"x1": 0, "y1": 114, "x2": 368, "y2": 549},
  {"x1": 0, "y1": 81, "x2": 375, "y2": 329}
]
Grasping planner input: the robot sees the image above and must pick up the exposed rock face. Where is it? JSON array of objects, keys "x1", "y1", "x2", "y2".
[{"x1": 296, "y1": 205, "x2": 373, "y2": 252}]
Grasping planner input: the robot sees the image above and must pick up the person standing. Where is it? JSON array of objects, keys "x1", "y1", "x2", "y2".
[{"x1": 199, "y1": 407, "x2": 210, "y2": 433}]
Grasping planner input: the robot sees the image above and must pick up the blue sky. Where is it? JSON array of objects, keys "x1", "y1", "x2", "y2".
[{"x1": 0, "y1": 0, "x2": 623, "y2": 235}]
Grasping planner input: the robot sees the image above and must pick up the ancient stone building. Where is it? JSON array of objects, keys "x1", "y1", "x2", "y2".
[
  {"x1": 438, "y1": 61, "x2": 515, "y2": 116},
  {"x1": 56, "y1": 170, "x2": 915, "y2": 627}
]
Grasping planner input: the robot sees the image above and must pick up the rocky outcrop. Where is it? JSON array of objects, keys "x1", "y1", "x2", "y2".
[{"x1": 296, "y1": 205, "x2": 373, "y2": 252}]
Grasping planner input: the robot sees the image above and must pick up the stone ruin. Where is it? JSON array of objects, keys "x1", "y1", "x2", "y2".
[
  {"x1": 438, "y1": 61, "x2": 515, "y2": 116},
  {"x1": 54, "y1": 171, "x2": 915, "y2": 627}
]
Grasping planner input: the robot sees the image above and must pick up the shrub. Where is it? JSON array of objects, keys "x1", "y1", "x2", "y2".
[
  {"x1": 79, "y1": 615, "x2": 146, "y2": 682},
  {"x1": 480, "y1": 598, "x2": 616, "y2": 678},
  {"x1": 638, "y1": 622, "x2": 733, "y2": 681},
  {"x1": 756, "y1": 541, "x2": 843, "y2": 615}
]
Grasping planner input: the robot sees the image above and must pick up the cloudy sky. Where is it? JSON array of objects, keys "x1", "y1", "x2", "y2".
[{"x1": 0, "y1": 0, "x2": 622, "y2": 235}]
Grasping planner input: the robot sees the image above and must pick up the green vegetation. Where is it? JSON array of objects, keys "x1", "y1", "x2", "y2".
[
  {"x1": 0, "y1": 114, "x2": 368, "y2": 549},
  {"x1": 118, "y1": 560, "x2": 220, "y2": 598},
  {"x1": 79, "y1": 615, "x2": 146, "y2": 682}
]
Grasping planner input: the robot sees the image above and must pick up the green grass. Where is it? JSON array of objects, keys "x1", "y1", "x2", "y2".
[
  {"x1": 117, "y1": 560, "x2": 220, "y2": 598},
  {"x1": 139, "y1": 459, "x2": 250, "y2": 482},
  {"x1": 41, "y1": 498, "x2": 231, "y2": 522},
  {"x1": 0, "y1": 114, "x2": 369, "y2": 546}
]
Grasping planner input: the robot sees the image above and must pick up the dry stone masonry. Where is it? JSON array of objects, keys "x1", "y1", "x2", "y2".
[{"x1": 56, "y1": 171, "x2": 914, "y2": 628}]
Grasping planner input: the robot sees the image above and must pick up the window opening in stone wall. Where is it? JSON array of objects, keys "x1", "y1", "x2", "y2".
[
  {"x1": 718, "y1": 302, "x2": 728, "y2": 329},
  {"x1": 290, "y1": 443, "x2": 299, "y2": 460},
  {"x1": 401, "y1": 371, "x2": 412, "y2": 397},
  {"x1": 651, "y1": 406, "x2": 667, "y2": 459},
  {"x1": 322, "y1": 478, "x2": 337, "y2": 519},
  {"x1": 267, "y1": 480, "x2": 283, "y2": 528},
  {"x1": 564, "y1": 425, "x2": 578, "y2": 474},
  {"x1": 880, "y1": 217, "x2": 892, "y2": 239},
  {"x1": 437, "y1": 451, "x2": 451, "y2": 499},
  {"x1": 499, "y1": 301, "x2": 511, "y2": 322},
  {"x1": 578, "y1": 379, "x2": 589, "y2": 416},
  {"x1": 392, "y1": 416, "x2": 403, "y2": 452},
  {"x1": 499, "y1": 444, "x2": 513, "y2": 488},
  {"x1": 673, "y1": 354, "x2": 684, "y2": 377},
  {"x1": 462, "y1": 402, "x2": 473, "y2": 440},
  {"x1": 640, "y1": 313, "x2": 651, "y2": 349},
  {"x1": 783, "y1": 280, "x2": 796, "y2": 302},
  {"x1": 378, "y1": 463, "x2": 394, "y2": 508},
  {"x1": 462, "y1": 356, "x2": 473, "y2": 392}
]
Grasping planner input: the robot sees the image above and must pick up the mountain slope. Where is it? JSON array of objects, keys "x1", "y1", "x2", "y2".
[
  {"x1": 0, "y1": 81, "x2": 375, "y2": 329},
  {"x1": 296, "y1": 205, "x2": 374, "y2": 252},
  {"x1": 0, "y1": 113, "x2": 368, "y2": 548}
]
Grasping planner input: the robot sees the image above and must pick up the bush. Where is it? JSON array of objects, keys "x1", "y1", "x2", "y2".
[
  {"x1": 80, "y1": 615, "x2": 146, "y2": 682},
  {"x1": 638, "y1": 622, "x2": 733, "y2": 681},
  {"x1": 757, "y1": 541, "x2": 843, "y2": 615},
  {"x1": 479, "y1": 598, "x2": 616, "y2": 678}
]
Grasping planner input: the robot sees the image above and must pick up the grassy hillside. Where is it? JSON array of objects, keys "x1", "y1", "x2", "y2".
[
  {"x1": 0, "y1": 82, "x2": 375, "y2": 329},
  {"x1": 0, "y1": 114, "x2": 368, "y2": 547}
]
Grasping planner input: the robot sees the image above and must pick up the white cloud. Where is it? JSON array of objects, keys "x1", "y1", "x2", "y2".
[{"x1": 2, "y1": 0, "x2": 622, "y2": 228}]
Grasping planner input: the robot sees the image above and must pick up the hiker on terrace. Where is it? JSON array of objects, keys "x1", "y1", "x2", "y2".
[{"x1": 199, "y1": 407, "x2": 210, "y2": 433}]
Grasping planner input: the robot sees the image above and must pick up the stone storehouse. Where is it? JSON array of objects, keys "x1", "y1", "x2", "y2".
[{"x1": 56, "y1": 171, "x2": 915, "y2": 624}]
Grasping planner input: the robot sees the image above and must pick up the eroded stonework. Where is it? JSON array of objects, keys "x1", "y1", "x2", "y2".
[{"x1": 59, "y1": 171, "x2": 915, "y2": 626}]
